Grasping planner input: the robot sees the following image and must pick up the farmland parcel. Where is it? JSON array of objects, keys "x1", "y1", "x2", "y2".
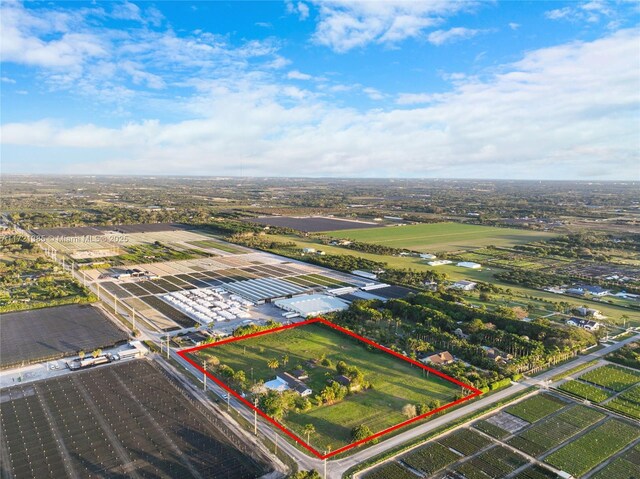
[
  {"x1": 325, "y1": 222, "x2": 554, "y2": 252},
  {"x1": 182, "y1": 319, "x2": 476, "y2": 455}
]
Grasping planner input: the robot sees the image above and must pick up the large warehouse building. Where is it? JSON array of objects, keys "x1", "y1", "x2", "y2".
[{"x1": 274, "y1": 294, "x2": 349, "y2": 317}]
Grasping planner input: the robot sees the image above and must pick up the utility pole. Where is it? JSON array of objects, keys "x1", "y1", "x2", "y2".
[
  {"x1": 227, "y1": 392, "x2": 230, "y2": 412},
  {"x1": 166, "y1": 335, "x2": 170, "y2": 359},
  {"x1": 324, "y1": 454, "x2": 327, "y2": 479},
  {"x1": 254, "y1": 398, "x2": 258, "y2": 435},
  {"x1": 203, "y1": 363, "x2": 207, "y2": 391}
]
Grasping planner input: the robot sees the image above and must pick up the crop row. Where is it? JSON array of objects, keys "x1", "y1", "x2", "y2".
[
  {"x1": 460, "y1": 446, "x2": 527, "y2": 479},
  {"x1": 605, "y1": 385, "x2": 640, "y2": 420},
  {"x1": 363, "y1": 461, "x2": 418, "y2": 479},
  {"x1": 559, "y1": 380, "x2": 613, "y2": 402},
  {"x1": 505, "y1": 394, "x2": 566, "y2": 423},
  {"x1": 545, "y1": 419, "x2": 640, "y2": 477},
  {"x1": 438, "y1": 428, "x2": 491, "y2": 456},
  {"x1": 508, "y1": 405, "x2": 604, "y2": 457},
  {"x1": 473, "y1": 420, "x2": 510, "y2": 439},
  {"x1": 401, "y1": 442, "x2": 460, "y2": 475},
  {"x1": 579, "y1": 365, "x2": 640, "y2": 392}
]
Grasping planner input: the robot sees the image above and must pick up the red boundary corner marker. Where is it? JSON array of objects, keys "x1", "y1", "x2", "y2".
[{"x1": 177, "y1": 317, "x2": 482, "y2": 459}]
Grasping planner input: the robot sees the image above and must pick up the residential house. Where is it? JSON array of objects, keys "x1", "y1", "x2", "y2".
[
  {"x1": 451, "y1": 280, "x2": 477, "y2": 291},
  {"x1": 421, "y1": 351, "x2": 455, "y2": 366},
  {"x1": 264, "y1": 373, "x2": 313, "y2": 396},
  {"x1": 566, "y1": 317, "x2": 600, "y2": 331}
]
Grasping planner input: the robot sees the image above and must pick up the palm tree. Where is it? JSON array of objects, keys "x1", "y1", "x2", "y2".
[
  {"x1": 92, "y1": 348, "x2": 102, "y2": 358},
  {"x1": 267, "y1": 358, "x2": 279, "y2": 370},
  {"x1": 282, "y1": 354, "x2": 289, "y2": 367},
  {"x1": 303, "y1": 423, "x2": 315, "y2": 444}
]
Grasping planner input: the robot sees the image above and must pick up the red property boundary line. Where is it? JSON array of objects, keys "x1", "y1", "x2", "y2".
[{"x1": 178, "y1": 317, "x2": 482, "y2": 459}]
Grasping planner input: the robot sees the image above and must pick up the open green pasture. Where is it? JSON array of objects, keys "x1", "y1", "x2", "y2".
[
  {"x1": 324, "y1": 223, "x2": 555, "y2": 253},
  {"x1": 192, "y1": 322, "x2": 461, "y2": 451}
]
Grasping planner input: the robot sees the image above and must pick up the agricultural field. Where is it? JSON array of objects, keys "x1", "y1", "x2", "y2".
[
  {"x1": 363, "y1": 461, "x2": 419, "y2": 479},
  {"x1": 591, "y1": 443, "x2": 640, "y2": 479},
  {"x1": 605, "y1": 385, "x2": 640, "y2": 419},
  {"x1": 507, "y1": 405, "x2": 605, "y2": 456},
  {"x1": 246, "y1": 216, "x2": 383, "y2": 232},
  {"x1": 324, "y1": 223, "x2": 555, "y2": 253},
  {"x1": 0, "y1": 235, "x2": 95, "y2": 312},
  {"x1": 265, "y1": 233, "x2": 640, "y2": 327},
  {"x1": 455, "y1": 445, "x2": 528, "y2": 479},
  {"x1": 402, "y1": 442, "x2": 460, "y2": 476},
  {"x1": 0, "y1": 360, "x2": 270, "y2": 478},
  {"x1": 504, "y1": 394, "x2": 567, "y2": 423},
  {"x1": 187, "y1": 239, "x2": 246, "y2": 254},
  {"x1": 558, "y1": 380, "x2": 614, "y2": 402},
  {"x1": 189, "y1": 321, "x2": 462, "y2": 452},
  {"x1": 579, "y1": 364, "x2": 640, "y2": 392},
  {"x1": 544, "y1": 419, "x2": 640, "y2": 477}
]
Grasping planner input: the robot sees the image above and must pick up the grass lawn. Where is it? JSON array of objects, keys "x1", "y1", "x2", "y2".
[
  {"x1": 323, "y1": 223, "x2": 555, "y2": 253},
  {"x1": 191, "y1": 322, "x2": 461, "y2": 451},
  {"x1": 505, "y1": 394, "x2": 566, "y2": 423},
  {"x1": 545, "y1": 419, "x2": 640, "y2": 477}
]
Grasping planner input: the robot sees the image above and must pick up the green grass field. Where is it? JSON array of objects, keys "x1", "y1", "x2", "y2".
[
  {"x1": 324, "y1": 223, "x2": 554, "y2": 253},
  {"x1": 192, "y1": 322, "x2": 460, "y2": 451}
]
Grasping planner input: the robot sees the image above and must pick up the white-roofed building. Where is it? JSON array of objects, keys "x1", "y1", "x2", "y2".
[{"x1": 274, "y1": 294, "x2": 349, "y2": 317}]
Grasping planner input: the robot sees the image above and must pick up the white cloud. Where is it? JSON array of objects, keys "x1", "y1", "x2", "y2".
[
  {"x1": 0, "y1": 1, "x2": 289, "y2": 110},
  {"x1": 3, "y1": 29, "x2": 638, "y2": 180},
  {"x1": 395, "y1": 93, "x2": 436, "y2": 105},
  {"x1": 286, "y1": 1, "x2": 310, "y2": 21},
  {"x1": 427, "y1": 27, "x2": 483, "y2": 45},
  {"x1": 310, "y1": 1, "x2": 477, "y2": 52},
  {"x1": 545, "y1": 0, "x2": 620, "y2": 24},
  {"x1": 363, "y1": 87, "x2": 384, "y2": 100},
  {"x1": 508, "y1": 22, "x2": 520, "y2": 30},
  {"x1": 1, "y1": 76, "x2": 16, "y2": 83},
  {"x1": 287, "y1": 70, "x2": 313, "y2": 80}
]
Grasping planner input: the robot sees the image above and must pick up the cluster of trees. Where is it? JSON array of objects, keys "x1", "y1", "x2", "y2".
[
  {"x1": 233, "y1": 319, "x2": 282, "y2": 337},
  {"x1": 227, "y1": 233, "x2": 297, "y2": 250},
  {"x1": 258, "y1": 390, "x2": 313, "y2": 420},
  {"x1": 606, "y1": 342, "x2": 639, "y2": 370},
  {"x1": 402, "y1": 399, "x2": 442, "y2": 418},
  {"x1": 335, "y1": 360, "x2": 368, "y2": 389},
  {"x1": 379, "y1": 268, "x2": 447, "y2": 287},
  {"x1": 332, "y1": 292, "x2": 596, "y2": 388}
]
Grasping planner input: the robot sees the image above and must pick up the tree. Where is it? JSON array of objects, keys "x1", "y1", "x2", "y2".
[
  {"x1": 290, "y1": 470, "x2": 321, "y2": 479},
  {"x1": 205, "y1": 355, "x2": 220, "y2": 368},
  {"x1": 92, "y1": 348, "x2": 102, "y2": 358},
  {"x1": 78, "y1": 350, "x2": 85, "y2": 360},
  {"x1": 267, "y1": 358, "x2": 280, "y2": 370},
  {"x1": 282, "y1": 354, "x2": 289, "y2": 367},
  {"x1": 303, "y1": 423, "x2": 316, "y2": 444},
  {"x1": 402, "y1": 404, "x2": 417, "y2": 419},
  {"x1": 351, "y1": 424, "x2": 376, "y2": 443}
]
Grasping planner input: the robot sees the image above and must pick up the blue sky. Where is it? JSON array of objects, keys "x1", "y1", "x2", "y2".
[{"x1": 1, "y1": 0, "x2": 639, "y2": 179}]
